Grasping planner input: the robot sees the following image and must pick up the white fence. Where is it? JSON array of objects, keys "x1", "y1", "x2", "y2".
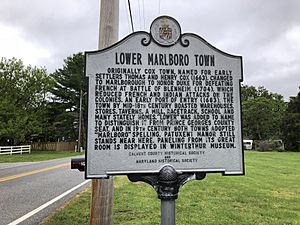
[{"x1": 0, "y1": 145, "x2": 31, "y2": 155}]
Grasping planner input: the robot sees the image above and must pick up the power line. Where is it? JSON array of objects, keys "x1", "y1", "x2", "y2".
[
  {"x1": 123, "y1": 0, "x2": 131, "y2": 33},
  {"x1": 127, "y1": 0, "x2": 134, "y2": 32},
  {"x1": 158, "y1": 0, "x2": 161, "y2": 15},
  {"x1": 138, "y1": 0, "x2": 141, "y2": 30},
  {"x1": 142, "y1": 0, "x2": 145, "y2": 29}
]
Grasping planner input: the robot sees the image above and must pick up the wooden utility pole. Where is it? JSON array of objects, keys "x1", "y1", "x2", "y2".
[{"x1": 90, "y1": 1, "x2": 119, "y2": 225}]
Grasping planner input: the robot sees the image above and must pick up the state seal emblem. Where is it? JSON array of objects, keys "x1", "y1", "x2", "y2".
[{"x1": 150, "y1": 16, "x2": 181, "y2": 46}]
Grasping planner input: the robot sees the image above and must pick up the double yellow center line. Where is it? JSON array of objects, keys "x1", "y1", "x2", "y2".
[{"x1": 0, "y1": 163, "x2": 69, "y2": 183}]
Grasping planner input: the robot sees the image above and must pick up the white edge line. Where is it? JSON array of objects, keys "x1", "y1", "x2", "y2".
[{"x1": 8, "y1": 180, "x2": 91, "y2": 225}]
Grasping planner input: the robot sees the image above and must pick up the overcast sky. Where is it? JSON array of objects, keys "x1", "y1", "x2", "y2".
[{"x1": 0, "y1": 0, "x2": 299, "y2": 100}]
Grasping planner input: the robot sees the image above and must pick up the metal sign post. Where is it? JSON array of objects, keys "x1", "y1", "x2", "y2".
[
  {"x1": 128, "y1": 166, "x2": 206, "y2": 225},
  {"x1": 161, "y1": 200, "x2": 175, "y2": 225}
]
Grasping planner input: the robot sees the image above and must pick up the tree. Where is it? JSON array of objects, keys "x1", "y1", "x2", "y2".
[
  {"x1": 241, "y1": 85, "x2": 284, "y2": 102},
  {"x1": 0, "y1": 57, "x2": 53, "y2": 145},
  {"x1": 47, "y1": 53, "x2": 86, "y2": 144},
  {"x1": 282, "y1": 88, "x2": 300, "y2": 151},
  {"x1": 241, "y1": 85, "x2": 258, "y2": 101},
  {"x1": 241, "y1": 85, "x2": 286, "y2": 140}
]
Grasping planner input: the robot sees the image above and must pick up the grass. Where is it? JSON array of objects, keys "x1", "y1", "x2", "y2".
[
  {"x1": 41, "y1": 188, "x2": 92, "y2": 225},
  {"x1": 41, "y1": 151, "x2": 300, "y2": 225},
  {"x1": 0, "y1": 151, "x2": 83, "y2": 163}
]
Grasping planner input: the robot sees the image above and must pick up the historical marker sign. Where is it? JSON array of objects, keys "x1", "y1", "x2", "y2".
[{"x1": 85, "y1": 16, "x2": 244, "y2": 178}]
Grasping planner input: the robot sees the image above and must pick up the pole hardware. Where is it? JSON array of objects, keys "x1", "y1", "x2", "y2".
[{"x1": 128, "y1": 165, "x2": 206, "y2": 201}]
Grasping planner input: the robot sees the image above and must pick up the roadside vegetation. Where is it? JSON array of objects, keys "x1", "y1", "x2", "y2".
[
  {"x1": 0, "y1": 151, "x2": 83, "y2": 163},
  {"x1": 41, "y1": 151, "x2": 300, "y2": 225}
]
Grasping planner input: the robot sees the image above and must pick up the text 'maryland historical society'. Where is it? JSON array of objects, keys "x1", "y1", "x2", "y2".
[{"x1": 85, "y1": 16, "x2": 244, "y2": 178}]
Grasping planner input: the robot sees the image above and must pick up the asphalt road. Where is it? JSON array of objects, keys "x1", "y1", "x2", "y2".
[{"x1": 0, "y1": 156, "x2": 90, "y2": 225}]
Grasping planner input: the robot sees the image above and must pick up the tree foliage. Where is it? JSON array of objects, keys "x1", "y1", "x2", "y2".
[
  {"x1": 282, "y1": 88, "x2": 300, "y2": 151},
  {"x1": 47, "y1": 53, "x2": 86, "y2": 142},
  {"x1": 241, "y1": 85, "x2": 286, "y2": 140},
  {"x1": 0, "y1": 57, "x2": 53, "y2": 145},
  {"x1": 241, "y1": 85, "x2": 284, "y2": 102}
]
